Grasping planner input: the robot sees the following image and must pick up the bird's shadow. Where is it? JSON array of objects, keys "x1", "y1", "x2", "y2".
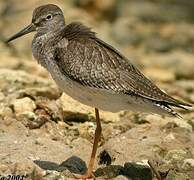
[{"x1": 34, "y1": 156, "x2": 153, "y2": 180}]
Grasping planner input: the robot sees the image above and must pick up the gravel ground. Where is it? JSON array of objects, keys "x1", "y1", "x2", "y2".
[{"x1": 0, "y1": 0, "x2": 194, "y2": 179}]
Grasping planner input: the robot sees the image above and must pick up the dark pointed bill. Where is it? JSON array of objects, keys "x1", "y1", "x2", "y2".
[{"x1": 6, "y1": 23, "x2": 36, "y2": 43}]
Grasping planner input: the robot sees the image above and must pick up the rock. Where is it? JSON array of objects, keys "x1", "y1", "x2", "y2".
[
  {"x1": 182, "y1": 158, "x2": 194, "y2": 170},
  {"x1": 162, "y1": 118, "x2": 193, "y2": 133},
  {"x1": 18, "y1": 86, "x2": 60, "y2": 100},
  {"x1": 172, "y1": 118, "x2": 192, "y2": 132},
  {"x1": 59, "y1": 156, "x2": 87, "y2": 174},
  {"x1": 1, "y1": 1, "x2": 194, "y2": 180},
  {"x1": 188, "y1": 119, "x2": 194, "y2": 131},
  {"x1": 57, "y1": 93, "x2": 122, "y2": 123},
  {"x1": 12, "y1": 97, "x2": 36, "y2": 116},
  {"x1": 0, "y1": 104, "x2": 13, "y2": 118},
  {"x1": 42, "y1": 170, "x2": 74, "y2": 180},
  {"x1": 98, "y1": 150, "x2": 113, "y2": 166},
  {"x1": 35, "y1": 98, "x2": 63, "y2": 122},
  {"x1": 131, "y1": 114, "x2": 150, "y2": 124},
  {"x1": 164, "y1": 149, "x2": 190, "y2": 163},
  {"x1": 28, "y1": 109, "x2": 49, "y2": 129},
  {"x1": 0, "y1": 69, "x2": 53, "y2": 96},
  {"x1": 112, "y1": 175, "x2": 128, "y2": 180},
  {"x1": 94, "y1": 165, "x2": 123, "y2": 179},
  {"x1": 16, "y1": 112, "x2": 36, "y2": 126},
  {"x1": 78, "y1": 122, "x2": 95, "y2": 142},
  {"x1": 188, "y1": 94, "x2": 194, "y2": 104},
  {"x1": 0, "y1": 92, "x2": 5, "y2": 101},
  {"x1": 166, "y1": 170, "x2": 189, "y2": 180},
  {"x1": 121, "y1": 162, "x2": 152, "y2": 180}
]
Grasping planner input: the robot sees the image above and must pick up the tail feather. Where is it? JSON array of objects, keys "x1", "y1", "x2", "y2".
[
  {"x1": 164, "y1": 101, "x2": 192, "y2": 110},
  {"x1": 154, "y1": 102, "x2": 184, "y2": 119}
]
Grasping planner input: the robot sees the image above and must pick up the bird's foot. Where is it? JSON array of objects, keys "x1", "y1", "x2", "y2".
[{"x1": 73, "y1": 172, "x2": 94, "y2": 180}]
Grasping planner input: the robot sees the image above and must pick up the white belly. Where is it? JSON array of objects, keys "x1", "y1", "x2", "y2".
[
  {"x1": 47, "y1": 62, "x2": 168, "y2": 115},
  {"x1": 51, "y1": 72, "x2": 131, "y2": 112}
]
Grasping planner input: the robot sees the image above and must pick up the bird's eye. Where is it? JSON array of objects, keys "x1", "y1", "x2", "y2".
[{"x1": 46, "y1": 14, "x2": 52, "y2": 20}]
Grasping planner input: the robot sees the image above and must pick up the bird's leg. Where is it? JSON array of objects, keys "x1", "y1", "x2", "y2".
[
  {"x1": 148, "y1": 159, "x2": 162, "y2": 180},
  {"x1": 74, "y1": 108, "x2": 102, "y2": 179}
]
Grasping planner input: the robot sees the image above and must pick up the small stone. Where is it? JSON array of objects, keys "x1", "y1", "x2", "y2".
[
  {"x1": 112, "y1": 175, "x2": 128, "y2": 180},
  {"x1": 0, "y1": 104, "x2": 13, "y2": 118},
  {"x1": 12, "y1": 97, "x2": 36, "y2": 116},
  {"x1": 188, "y1": 119, "x2": 194, "y2": 130},
  {"x1": 60, "y1": 168, "x2": 75, "y2": 179},
  {"x1": 16, "y1": 111, "x2": 36, "y2": 122},
  {"x1": 27, "y1": 109, "x2": 50, "y2": 129},
  {"x1": 166, "y1": 170, "x2": 189, "y2": 180},
  {"x1": 34, "y1": 137, "x2": 44, "y2": 146},
  {"x1": 78, "y1": 122, "x2": 95, "y2": 141},
  {"x1": 42, "y1": 170, "x2": 62, "y2": 180},
  {"x1": 164, "y1": 149, "x2": 190, "y2": 163},
  {"x1": 34, "y1": 160, "x2": 59, "y2": 171},
  {"x1": 164, "y1": 133, "x2": 176, "y2": 141},
  {"x1": 58, "y1": 93, "x2": 121, "y2": 123},
  {"x1": 36, "y1": 98, "x2": 63, "y2": 122},
  {"x1": 59, "y1": 156, "x2": 87, "y2": 175},
  {"x1": 2, "y1": 117, "x2": 14, "y2": 126},
  {"x1": 182, "y1": 158, "x2": 194, "y2": 170},
  {"x1": 98, "y1": 150, "x2": 113, "y2": 166},
  {"x1": 94, "y1": 165, "x2": 123, "y2": 179},
  {"x1": 0, "y1": 92, "x2": 5, "y2": 101},
  {"x1": 122, "y1": 162, "x2": 152, "y2": 180},
  {"x1": 172, "y1": 118, "x2": 192, "y2": 132}
]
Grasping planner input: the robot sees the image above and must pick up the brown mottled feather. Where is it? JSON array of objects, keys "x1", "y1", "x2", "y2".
[{"x1": 54, "y1": 23, "x2": 191, "y2": 109}]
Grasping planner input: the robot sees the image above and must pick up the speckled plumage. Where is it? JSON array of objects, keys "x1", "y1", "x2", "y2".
[
  {"x1": 33, "y1": 21, "x2": 190, "y2": 117},
  {"x1": 9, "y1": 4, "x2": 191, "y2": 117}
]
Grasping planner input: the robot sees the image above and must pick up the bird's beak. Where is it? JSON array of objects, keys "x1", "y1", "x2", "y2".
[{"x1": 6, "y1": 23, "x2": 36, "y2": 43}]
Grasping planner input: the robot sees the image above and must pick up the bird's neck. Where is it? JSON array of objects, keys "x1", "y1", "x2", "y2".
[
  {"x1": 32, "y1": 27, "x2": 65, "y2": 69},
  {"x1": 35, "y1": 25, "x2": 64, "y2": 40}
]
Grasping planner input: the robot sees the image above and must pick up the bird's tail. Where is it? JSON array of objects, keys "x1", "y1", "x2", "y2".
[{"x1": 154, "y1": 101, "x2": 192, "y2": 119}]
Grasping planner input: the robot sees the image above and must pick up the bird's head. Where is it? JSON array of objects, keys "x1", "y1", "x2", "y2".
[{"x1": 7, "y1": 4, "x2": 65, "y2": 43}]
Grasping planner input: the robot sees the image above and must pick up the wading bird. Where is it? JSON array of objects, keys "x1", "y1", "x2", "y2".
[{"x1": 7, "y1": 4, "x2": 191, "y2": 179}]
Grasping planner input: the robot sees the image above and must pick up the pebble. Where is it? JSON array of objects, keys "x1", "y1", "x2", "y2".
[
  {"x1": 12, "y1": 97, "x2": 36, "y2": 116},
  {"x1": 94, "y1": 165, "x2": 123, "y2": 179},
  {"x1": 166, "y1": 170, "x2": 189, "y2": 180},
  {"x1": 182, "y1": 158, "x2": 194, "y2": 169},
  {"x1": 164, "y1": 149, "x2": 190, "y2": 163},
  {"x1": 0, "y1": 104, "x2": 13, "y2": 118},
  {"x1": 122, "y1": 162, "x2": 152, "y2": 180},
  {"x1": 172, "y1": 118, "x2": 192, "y2": 132}
]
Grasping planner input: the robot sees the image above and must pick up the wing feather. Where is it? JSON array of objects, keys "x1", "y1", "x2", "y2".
[{"x1": 54, "y1": 23, "x2": 191, "y2": 108}]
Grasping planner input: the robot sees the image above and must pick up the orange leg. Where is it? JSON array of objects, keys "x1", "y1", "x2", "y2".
[{"x1": 74, "y1": 108, "x2": 102, "y2": 179}]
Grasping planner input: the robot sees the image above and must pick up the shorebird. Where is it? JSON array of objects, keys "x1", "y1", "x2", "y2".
[{"x1": 7, "y1": 4, "x2": 191, "y2": 179}]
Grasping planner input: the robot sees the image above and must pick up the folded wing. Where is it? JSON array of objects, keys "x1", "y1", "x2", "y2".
[{"x1": 54, "y1": 23, "x2": 191, "y2": 109}]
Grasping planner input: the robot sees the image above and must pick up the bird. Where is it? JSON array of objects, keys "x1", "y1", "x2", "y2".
[{"x1": 7, "y1": 4, "x2": 191, "y2": 179}]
